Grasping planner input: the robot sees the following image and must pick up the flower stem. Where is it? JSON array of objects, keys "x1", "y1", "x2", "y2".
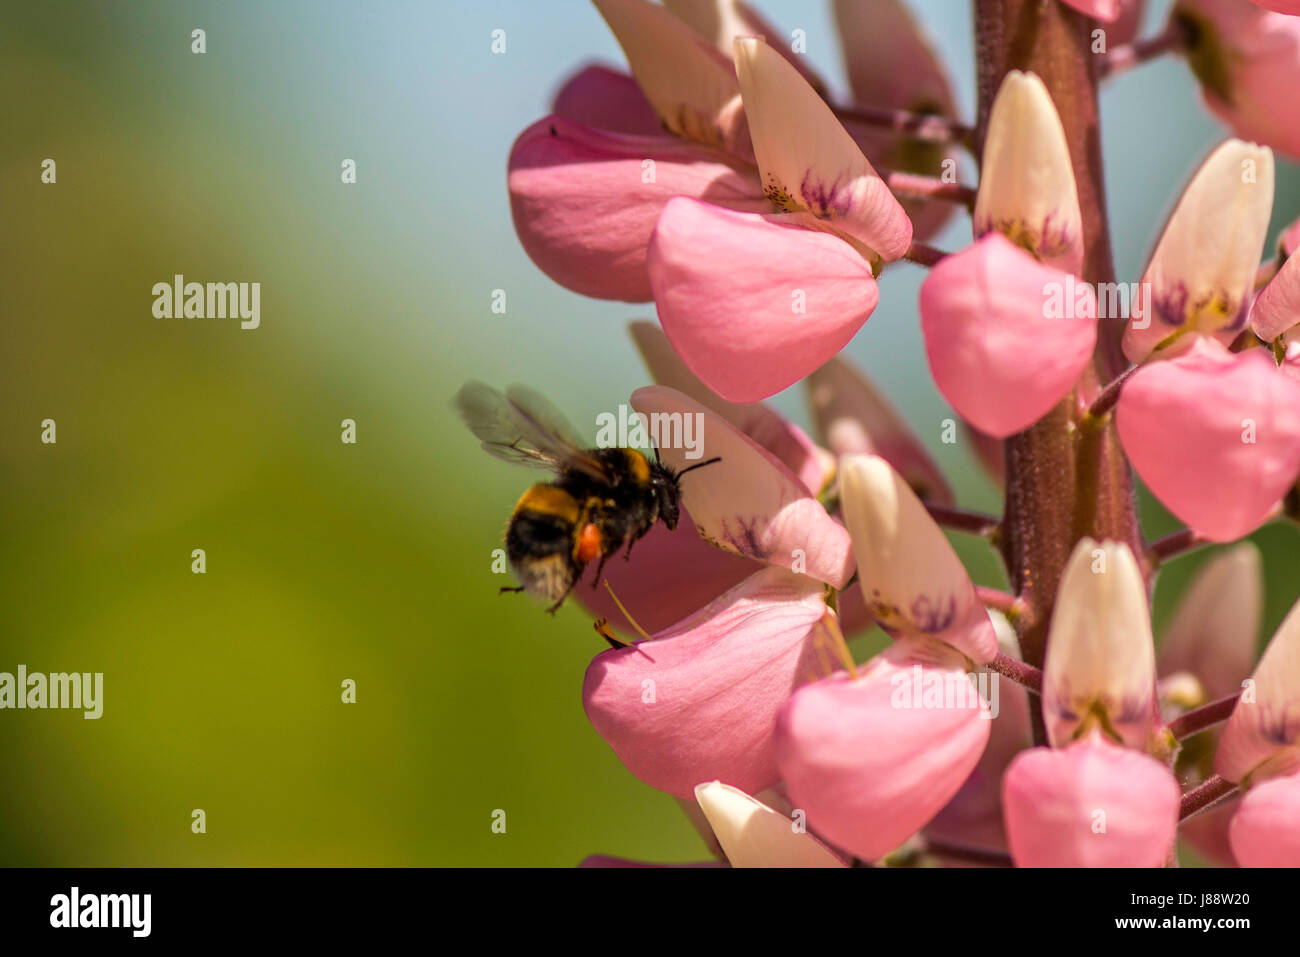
[
  {"x1": 1180, "y1": 775, "x2": 1237, "y2": 822},
  {"x1": 883, "y1": 170, "x2": 976, "y2": 208},
  {"x1": 986, "y1": 650, "x2": 1042, "y2": 694},
  {"x1": 1148, "y1": 527, "x2": 1211, "y2": 565},
  {"x1": 1100, "y1": 18, "x2": 1190, "y2": 79},
  {"x1": 976, "y1": 0, "x2": 1146, "y2": 747},
  {"x1": 1167, "y1": 693, "x2": 1240, "y2": 739},
  {"x1": 903, "y1": 242, "x2": 950, "y2": 267},
  {"x1": 831, "y1": 104, "x2": 974, "y2": 148},
  {"x1": 925, "y1": 502, "x2": 1000, "y2": 538},
  {"x1": 1082, "y1": 364, "x2": 1137, "y2": 422}
]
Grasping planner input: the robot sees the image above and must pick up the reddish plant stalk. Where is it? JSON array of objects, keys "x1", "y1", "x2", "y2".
[{"x1": 973, "y1": 0, "x2": 1145, "y2": 746}]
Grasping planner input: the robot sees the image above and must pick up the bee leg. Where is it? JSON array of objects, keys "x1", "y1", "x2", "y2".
[
  {"x1": 499, "y1": 586, "x2": 526, "y2": 595},
  {"x1": 546, "y1": 579, "x2": 579, "y2": 615},
  {"x1": 590, "y1": 552, "x2": 612, "y2": 589}
]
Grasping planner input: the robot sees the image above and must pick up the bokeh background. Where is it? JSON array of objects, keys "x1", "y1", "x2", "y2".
[{"x1": 1, "y1": 0, "x2": 1297, "y2": 866}]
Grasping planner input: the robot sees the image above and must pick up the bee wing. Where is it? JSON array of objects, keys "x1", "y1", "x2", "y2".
[{"x1": 454, "y1": 381, "x2": 609, "y2": 480}]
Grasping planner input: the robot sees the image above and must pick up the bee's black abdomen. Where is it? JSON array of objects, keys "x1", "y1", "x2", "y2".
[{"x1": 508, "y1": 484, "x2": 582, "y2": 602}]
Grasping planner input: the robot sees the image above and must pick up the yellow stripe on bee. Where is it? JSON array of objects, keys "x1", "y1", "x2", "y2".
[
  {"x1": 514, "y1": 484, "x2": 581, "y2": 523},
  {"x1": 623, "y1": 448, "x2": 651, "y2": 485}
]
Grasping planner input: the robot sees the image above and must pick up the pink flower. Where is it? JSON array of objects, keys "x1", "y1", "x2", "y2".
[
  {"x1": 1174, "y1": 0, "x2": 1300, "y2": 160},
  {"x1": 1003, "y1": 540, "x2": 1181, "y2": 866},
  {"x1": 775, "y1": 646, "x2": 992, "y2": 862},
  {"x1": 1228, "y1": 771, "x2": 1300, "y2": 866},
  {"x1": 920, "y1": 234, "x2": 1098, "y2": 439},
  {"x1": 973, "y1": 72, "x2": 1084, "y2": 277},
  {"x1": 770, "y1": 455, "x2": 999, "y2": 861},
  {"x1": 648, "y1": 38, "x2": 912, "y2": 401},
  {"x1": 1250, "y1": 235, "x2": 1300, "y2": 343},
  {"x1": 582, "y1": 566, "x2": 832, "y2": 799},
  {"x1": 1003, "y1": 732, "x2": 1181, "y2": 867},
  {"x1": 1122, "y1": 138, "x2": 1274, "y2": 363},
  {"x1": 508, "y1": 115, "x2": 767, "y2": 302},
  {"x1": 1117, "y1": 338, "x2": 1300, "y2": 542},
  {"x1": 551, "y1": 62, "x2": 662, "y2": 136},
  {"x1": 1215, "y1": 596, "x2": 1300, "y2": 864}
]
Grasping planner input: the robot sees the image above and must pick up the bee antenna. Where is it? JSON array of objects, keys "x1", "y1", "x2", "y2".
[{"x1": 675, "y1": 456, "x2": 722, "y2": 478}]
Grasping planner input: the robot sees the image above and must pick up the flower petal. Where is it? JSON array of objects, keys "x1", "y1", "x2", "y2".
[
  {"x1": 1158, "y1": 543, "x2": 1262, "y2": 702},
  {"x1": 1060, "y1": 0, "x2": 1122, "y2": 20},
  {"x1": 804, "y1": 355, "x2": 954, "y2": 505},
  {"x1": 920, "y1": 234, "x2": 1098, "y2": 438},
  {"x1": 1216, "y1": 594, "x2": 1300, "y2": 784},
  {"x1": 1229, "y1": 770, "x2": 1300, "y2": 867},
  {"x1": 664, "y1": 0, "x2": 828, "y2": 96},
  {"x1": 648, "y1": 196, "x2": 879, "y2": 402},
  {"x1": 508, "y1": 116, "x2": 767, "y2": 301},
  {"x1": 1042, "y1": 539, "x2": 1156, "y2": 749},
  {"x1": 1002, "y1": 733, "x2": 1180, "y2": 867},
  {"x1": 1123, "y1": 138, "x2": 1275, "y2": 361},
  {"x1": 694, "y1": 781, "x2": 847, "y2": 867},
  {"x1": 1175, "y1": 2, "x2": 1300, "y2": 161},
  {"x1": 630, "y1": 385, "x2": 855, "y2": 587},
  {"x1": 593, "y1": 0, "x2": 750, "y2": 155},
  {"x1": 551, "y1": 63, "x2": 664, "y2": 136},
  {"x1": 839, "y1": 455, "x2": 998, "y2": 664},
  {"x1": 1250, "y1": 240, "x2": 1300, "y2": 342},
  {"x1": 582, "y1": 566, "x2": 830, "y2": 799},
  {"x1": 774, "y1": 650, "x2": 992, "y2": 861},
  {"x1": 572, "y1": 508, "x2": 761, "y2": 637},
  {"x1": 630, "y1": 320, "x2": 833, "y2": 494},
  {"x1": 1116, "y1": 338, "x2": 1300, "y2": 542},
  {"x1": 974, "y1": 71, "x2": 1084, "y2": 276},
  {"x1": 733, "y1": 37, "x2": 912, "y2": 265}
]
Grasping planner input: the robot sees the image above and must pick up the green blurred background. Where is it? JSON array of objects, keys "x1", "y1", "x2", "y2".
[{"x1": 1, "y1": 0, "x2": 1296, "y2": 866}]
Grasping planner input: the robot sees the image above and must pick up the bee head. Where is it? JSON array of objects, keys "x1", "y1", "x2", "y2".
[{"x1": 651, "y1": 456, "x2": 722, "y2": 530}]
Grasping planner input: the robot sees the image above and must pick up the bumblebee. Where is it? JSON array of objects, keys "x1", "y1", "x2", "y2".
[{"x1": 454, "y1": 381, "x2": 718, "y2": 613}]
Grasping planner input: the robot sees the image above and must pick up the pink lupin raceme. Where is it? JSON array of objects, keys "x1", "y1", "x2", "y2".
[
  {"x1": 1116, "y1": 337, "x2": 1300, "y2": 542},
  {"x1": 838, "y1": 454, "x2": 997, "y2": 663},
  {"x1": 974, "y1": 71, "x2": 1084, "y2": 276},
  {"x1": 775, "y1": 644, "x2": 992, "y2": 862},
  {"x1": 582, "y1": 566, "x2": 831, "y2": 799},
  {"x1": 507, "y1": 115, "x2": 768, "y2": 302},
  {"x1": 804, "y1": 354, "x2": 954, "y2": 505},
  {"x1": 919, "y1": 233, "x2": 1099, "y2": 439},
  {"x1": 649, "y1": 198, "x2": 882, "y2": 402},
  {"x1": 630, "y1": 385, "x2": 855, "y2": 586},
  {"x1": 1003, "y1": 540, "x2": 1180, "y2": 867},
  {"x1": 1123, "y1": 138, "x2": 1275, "y2": 362},
  {"x1": 630, "y1": 321, "x2": 834, "y2": 495},
  {"x1": 1003, "y1": 732, "x2": 1181, "y2": 867},
  {"x1": 1174, "y1": 0, "x2": 1300, "y2": 161}
]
